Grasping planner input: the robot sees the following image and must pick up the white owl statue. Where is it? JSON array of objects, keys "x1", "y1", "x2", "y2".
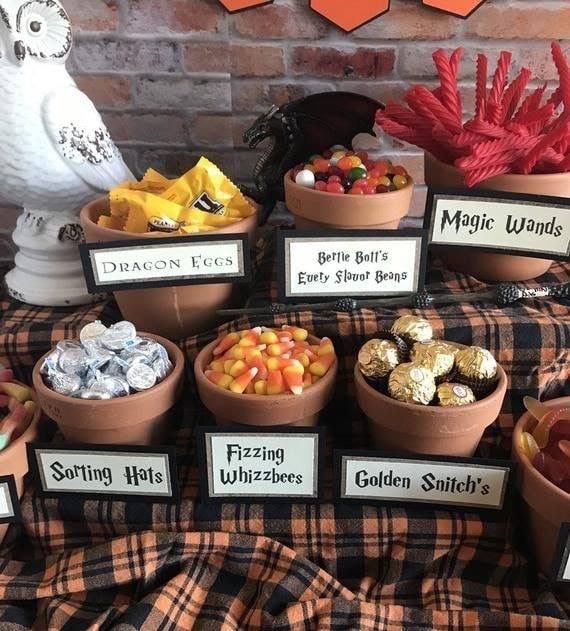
[{"x1": 0, "y1": 0, "x2": 134, "y2": 306}]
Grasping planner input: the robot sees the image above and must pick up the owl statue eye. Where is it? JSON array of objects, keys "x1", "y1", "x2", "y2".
[{"x1": 17, "y1": 0, "x2": 71, "y2": 60}]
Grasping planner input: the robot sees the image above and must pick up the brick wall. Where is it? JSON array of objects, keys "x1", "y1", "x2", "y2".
[{"x1": 0, "y1": 0, "x2": 568, "y2": 259}]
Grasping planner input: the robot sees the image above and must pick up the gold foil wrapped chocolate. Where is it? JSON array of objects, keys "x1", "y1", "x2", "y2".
[
  {"x1": 436, "y1": 382, "x2": 476, "y2": 407},
  {"x1": 410, "y1": 340, "x2": 457, "y2": 379},
  {"x1": 358, "y1": 339, "x2": 400, "y2": 379},
  {"x1": 388, "y1": 362, "x2": 436, "y2": 405},
  {"x1": 455, "y1": 346, "x2": 498, "y2": 380},
  {"x1": 391, "y1": 315, "x2": 433, "y2": 344}
]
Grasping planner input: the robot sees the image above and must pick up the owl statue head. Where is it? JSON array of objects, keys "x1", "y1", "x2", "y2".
[{"x1": 0, "y1": 0, "x2": 71, "y2": 65}]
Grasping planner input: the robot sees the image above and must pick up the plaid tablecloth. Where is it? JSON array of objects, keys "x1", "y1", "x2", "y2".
[{"x1": 0, "y1": 233, "x2": 569, "y2": 630}]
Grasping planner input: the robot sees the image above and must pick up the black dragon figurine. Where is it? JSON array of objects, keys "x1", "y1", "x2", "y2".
[{"x1": 242, "y1": 92, "x2": 384, "y2": 224}]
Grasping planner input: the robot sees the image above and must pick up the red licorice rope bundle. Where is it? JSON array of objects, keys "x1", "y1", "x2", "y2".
[{"x1": 375, "y1": 42, "x2": 570, "y2": 186}]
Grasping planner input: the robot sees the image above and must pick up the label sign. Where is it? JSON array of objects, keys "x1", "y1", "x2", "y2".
[
  {"x1": 335, "y1": 452, "x2": 511, "y2": 510},
  {"x1": 552, "y1": 523, "x2": 570, "y2": 583},
  {"x1": 28, "y1": 444, "x2": 178, "y2": 502},
  {"x1": 196, "y1": 427, "x2": 323, "y2": 501},
  {"x1": 425, "y1": 188, "x2": 570, "y2": 260},
  {"x1": 0, "y1": 476, "x2": 21, "y2": 523},
  {"x1": 80, "y1": 233, "x2": 251, "y2": 293},
  {"x1": 277, "y1": 229, "x2": 428, "y2": 301}
]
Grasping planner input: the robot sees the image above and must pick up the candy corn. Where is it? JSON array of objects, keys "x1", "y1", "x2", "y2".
[{"x1": 205, "y1": 327, "x2": 335, "y2": 396}]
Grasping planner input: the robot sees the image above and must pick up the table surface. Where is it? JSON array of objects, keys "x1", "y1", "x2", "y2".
[{"x1": 0, "y1": 233, "x2": 569, "y2": 630}]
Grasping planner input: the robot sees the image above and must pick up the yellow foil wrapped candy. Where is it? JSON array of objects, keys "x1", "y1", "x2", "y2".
[{"x1": 100, "y1": 157, "x2": 255, "y2": 234}]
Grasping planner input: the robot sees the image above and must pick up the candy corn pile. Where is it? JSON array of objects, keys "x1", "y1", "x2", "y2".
[
  {"x1": 205, "y1": 326, "x2": 336, "y2": 395},
  {"x1": 0, "y1": 365, "x2": 36, "y2": 451}
]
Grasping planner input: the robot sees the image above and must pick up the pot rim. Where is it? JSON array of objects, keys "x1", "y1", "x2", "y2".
[
  {"x1": 512, "y1": 396, "x2": 570, "y2": 504},
  {"x1": 284, "y1": 169, "x2": 414, "y2": 198},
  {"x1": 194, "y1": 335, "x2": 338, "y2": 404},
  {"x1": 354, "y1": 362, "x2": 508, "y2": 413},
  {"x1": 0, "y1": 380, "x2": 41, "y2": 463},
  {"x1": 425, "y1": 152, "x2": 570, "y2": 182},
  {"x1": 31, "y1": 332, "x2": 185, "y2": 409},
  {"x1": 79, "y1": 195, "x2": 259, "y2": 240}
]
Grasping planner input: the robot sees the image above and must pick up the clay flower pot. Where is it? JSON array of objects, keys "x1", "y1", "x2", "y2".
[
  {"x1": 354, "y1": 364, "x2": 507, "y2": 457},
  {"x1": 512, "y1": 397, "x2": 570, "y2": 581},
  {"x1": 80, "y1": 197, "x2": 258, "y2": 340},
  {"x1": 425, "y1": 153, "x2": 570, "y2": 281},
  {"x1": 0, "y1": 383, "x2": 40, "y2": 544},
  {"x1": 194, "y1": 337, "x2": 337, "y2": 427},
  {"x1": 284, "y1": 170, "x2": 413, "y2": 230},
  {"x1": 32, "y1": 334, "x2": 184, "y2": 446}
]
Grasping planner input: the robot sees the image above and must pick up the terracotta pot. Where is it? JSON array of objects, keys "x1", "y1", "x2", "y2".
[
  {"x1": 424, "y1": 153, "x2": 570, "y2": 281},
  {"x1": 32, "y1": 334, "x2": 184, "y2": 445},
  {"x1": 512, "y1": 397, "x2": 570, "y2": 582},
  {"x1": 354, "y1": 364, "x2": 507, "y2": 457},
  {"x1": 194, "y1": 337, "x2": 337, "y2": 427},
  {"x1": 0, "y1": 382, "x2": 40, "y2": 544},
  {"x1": 284, "y1": 170, "x2": 413, "y2": 230},
  {"x1": 80, "y1": 197, "x2": 258, "y2": 340}
]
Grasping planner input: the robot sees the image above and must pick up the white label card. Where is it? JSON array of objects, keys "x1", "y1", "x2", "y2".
[
  {"x1": 552, "y1": 523, "x2": 570, "y2": 583},
  {"x1": 337, "y1": 454, "x2": 511, "y2": 510},
  {"x1": 29, "y1": 445, "x2": 178, "y2": 502},
  {"x1": 277, "y1": 229, "x2": 428, "y2": 300},
  {"x1": 0, "y1": 477, "x2": 19, "y2": 523},
  {"x1": 199, "y1": 429, "x2": 322, "y2": 500},
  {"x1": 426, "y1": 189, "x2": 570, "y2": 259},
  {"x1": 80, "y1": 234, "x2": 250, "y2": 293}
]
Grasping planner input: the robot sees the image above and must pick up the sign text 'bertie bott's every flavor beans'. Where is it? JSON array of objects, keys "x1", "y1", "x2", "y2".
[{"x1": 205, "y1": 327, "x2": 336, "y2": 396}]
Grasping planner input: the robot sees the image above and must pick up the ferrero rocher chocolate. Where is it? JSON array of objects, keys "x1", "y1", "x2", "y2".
[
  {"x1": 391, "y1": 315, "x2": 433, "y2": 344},
  {"x1": 455, "y1": 346, "x2": 498, "y2": 381},
  {"x1": 436, "y1": 382, "x2": 476, "y2": 407},
  {"x1": 358, "y1": 339, "x2": 401, "y2": 379},
  {"x1": 388, "y1": 362, "x2": 436, "y2": 405},
  {"x1": 410, "y1": 340, "x2": 458, "y2": 379}
]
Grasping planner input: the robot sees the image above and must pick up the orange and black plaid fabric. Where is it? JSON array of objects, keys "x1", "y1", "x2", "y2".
[{"x1": 0, "y1": 233, "x2": 569, "y2": 629}]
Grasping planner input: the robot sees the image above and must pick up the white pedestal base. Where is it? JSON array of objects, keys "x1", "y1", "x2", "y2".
[{"x1": 4, "y1": 209, "x2": 105, "y2": 307}]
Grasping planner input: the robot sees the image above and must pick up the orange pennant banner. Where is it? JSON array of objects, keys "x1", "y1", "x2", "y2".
[
  {"x1": 310, "y1": 0, "x2": 390, "y2": 32},
  {"x1": 219, "y1": 0, "x2": 272, "y2": 12},
  {"x1": 422, "y1": 0, "x2": 486, "y2": 18}
]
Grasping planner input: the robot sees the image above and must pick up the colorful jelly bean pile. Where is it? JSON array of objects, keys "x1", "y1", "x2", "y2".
[
  {"x1": 205, "y1": 326, "x2": 336, "y2": 395},
  {"x1": 520, "y1": 403, "x2": 570, "y2": 492},
  {"x1": 0, "y1": 365, "x2": 36, "y2": 451},
  {"x1": 290, "y1": 145, "x2": 410, "y2": 195}
]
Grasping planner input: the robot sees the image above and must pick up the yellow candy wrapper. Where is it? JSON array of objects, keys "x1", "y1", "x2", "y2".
[{"x1": 119, "y1": 168, "x2": 174, "y2": 193}]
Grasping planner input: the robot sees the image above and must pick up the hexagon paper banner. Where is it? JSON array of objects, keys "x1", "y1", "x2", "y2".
[
  {"x1": 310, "y1": 0, "x2": 390, "y2": 32},
  {"x1": 219, "y1": 0, "x2": 272, "y2": 13},
  {"x1": 421, "y1": 0, "x2": 486, "y2": 18}
]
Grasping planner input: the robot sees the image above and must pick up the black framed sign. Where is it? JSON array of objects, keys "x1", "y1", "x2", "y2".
[
  {"x1": 79, "y1": 233, "x2": 251, "y2": 293},
  {"x1": 27, "y1": 443, "x2": 179, "y2": 503},
  {"x1": 424, "y1": 187, "x2": 570, "y2": 261},
  {"x1": 551, "y1": 523, "x2": 570, "y2": 583},
  {"x1": 334, "y1": 451, "x2": 512, "y2": 511},
  {"x1": 196, "y1": 426, "x2": 325, "y2": 502},
  {"x1": 0, "y1": 475, "x2": 21, "y2": 524},
  {"x1": 276, "y1": 228, "x2": 428, "y2": 302}
]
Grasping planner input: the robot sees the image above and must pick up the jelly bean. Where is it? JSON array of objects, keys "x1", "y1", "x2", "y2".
[
  {"x1": 363, "y1": 186, "x2": 377, "y2": 195},
  {"x1": 295, "y1": 169, "x2": 316, "y2": 188},
  {"x1": 393, "y1": 165, "x2": 408, "y2": 176},
  {"x1": 328, "y1": 166, "x2": 344, "y2": 177},
  {"x1": 393, "y1": 174, "x2": 408, "y2": 189},
  {"x1": 376, "y1": 185, "x2": 389, "y2": 193},
  {"x1": 314, "y1": 181, "x2": 327, "y2": 191},
  {"x1": 327, "y1": 175, "x2": 342, "y2": 183},
  {"x1": 349, "y1": 156, "x2": 362, "y2": 168},
  {"x1": 351, "y1": 178, "x2": 366, "y2": 188},
  {"x1": 378, "y1": 176, "x2": 392, "y2": 187},
  {"x1": 330, "y1": 151, "x2": 347, "y2": 166},
  {"x1": 341, "y1": 178, "x2": 352, "y2": 190},
  {"x1": 374, "y1": 162, "x2": 390, "y2": 177},
  {"x1": 337, "y1": 157, "x2": 354, "y2": 171},
  {"x1": 326, "y1": 182, "x2": 345, "y2": 194},
  {"x1": 314, "y1": 171, "x2": 328, "y2": 182},
  {"x1": 314, "y1": 159, "x2": 330, "y2": 173},
  {"x1": 349, "y1": 187, "x2": 364, "y2": 195},
  {"x1": 348, "y1": 167, "x2": 367, "y2": 182},
  {"x1": 356, "y1": 151, "x2": 369, "y2": 161},
  {"x1": 308, "y1": 154, "x2": 321, "y2": 164},
  {"x1": 330, "y1": 144, "x2": 347, "y2": 151}
]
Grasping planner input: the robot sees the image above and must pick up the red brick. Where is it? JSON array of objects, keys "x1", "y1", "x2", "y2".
[
  {"x1": 466, "y1": 7, "x2": 570, "y2": 39},
  {"x1": 192, "y1": 115, "x2": 234, "y2": 146},
  {"x1": 138, "y1": 150, "x2": 234, "y2": 178},
  {"x1": 353, "y1": 0, "x2": 458, "y2": 40},
  {"x1": 291, "y1": 47, "x2": 395, "y2": 79},
  {"x1": 103, "y1": 113, "x2": 187, "y2": 144},
  {"x1": 124, "y1": 0, "x2": 222, "y2": 33},
  {"x1": 75, "y1": 75, "x2": 131, "y2": 108},
  {"x1": 232, "y1": 116, "x2": 257, "y2": 148},
  {"x1": 184, "y1": 43, "x2": 230, "y2": 73},
  {"x1": 233, "y1": 3, "x2": 327, "y2": 39},
  {"x1": 231, "y1": 45, "x2": 285, "y2": 77},
  {"x1": 338, "y1": 81, "x2": 408, "y2": 106},
  {"x1": 64, "y1": 0, "x2": 118, "y2": 31},
  {"x1": 519, "y1": 45, "x2": 570, "y2": 81},
  {"x1": 231, "y1": 81, "x2": 336, "y2": 113}
]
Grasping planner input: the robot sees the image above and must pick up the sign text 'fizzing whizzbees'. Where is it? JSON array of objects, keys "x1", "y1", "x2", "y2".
[
  {"x1": 80, "y1": 234, "x2": 251, "y2": 293},
  {"x1": 277, "y1": 229, "x2": 428, "y2": 302},
  {"x1": 196, "y1": 427, "x2": 324, "y2": 501},
  {"x1": 425, "y1": 189, "x2": 570, "y2": 261},
  {"x1": 335, "y1": 452, "x2": 512, "y2": 510},
  {"x1": 28, "y1": 444, "x2": 178, "y2": 502}
]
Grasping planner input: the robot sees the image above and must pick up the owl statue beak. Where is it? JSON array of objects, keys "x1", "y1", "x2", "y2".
[{"x1": 14, "y1": 41, "x2": 26, "y2": 62}]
